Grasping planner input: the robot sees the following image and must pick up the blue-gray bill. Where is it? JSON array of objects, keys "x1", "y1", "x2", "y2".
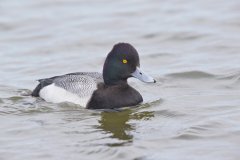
[{"x1": 131, "y1": 67, "x2": 156, "y2": 83}]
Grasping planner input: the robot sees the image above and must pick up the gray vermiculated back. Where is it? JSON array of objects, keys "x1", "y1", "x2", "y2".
[
  {"x1": 65, "y1": 72, "x2": 103, "y2": 83},
  {"x1": 49, "y1": 72, "x2": 103, "y2": 97}
]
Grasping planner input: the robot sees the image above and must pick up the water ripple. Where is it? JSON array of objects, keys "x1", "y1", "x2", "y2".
[{"x1": 166, "y1": 70, "x2": 216, "y2": 79}]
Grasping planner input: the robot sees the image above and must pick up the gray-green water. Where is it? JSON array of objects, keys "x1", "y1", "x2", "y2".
[{"x1": 1, "y1": 0, "x2": 240, "y2": 159}]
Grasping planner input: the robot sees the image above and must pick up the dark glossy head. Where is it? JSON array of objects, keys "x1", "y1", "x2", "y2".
[{"x1": 103, "y1": 43, "x2": 140, "y2": 85}]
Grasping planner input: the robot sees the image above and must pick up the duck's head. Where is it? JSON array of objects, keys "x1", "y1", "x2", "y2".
[{"x1": 103, "y1": 43, "x2": 156, "y2": 85}]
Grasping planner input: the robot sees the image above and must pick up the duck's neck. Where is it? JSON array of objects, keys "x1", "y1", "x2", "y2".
[
  {"x1": 103, "y1": 68, "x2": 128, "y2": 85},
  {"x1": 103, "y1": 78, "x2": 128, "y2": 86}
]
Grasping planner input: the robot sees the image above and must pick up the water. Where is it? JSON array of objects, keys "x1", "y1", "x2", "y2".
[{"x1": 1, "y1": 0, "x2": 240, "y2": 159}]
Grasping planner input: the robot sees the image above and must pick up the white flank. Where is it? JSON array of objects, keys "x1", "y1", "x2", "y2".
[{"x1": 39, "y1": 84, "x2": 92, "y2": 107}]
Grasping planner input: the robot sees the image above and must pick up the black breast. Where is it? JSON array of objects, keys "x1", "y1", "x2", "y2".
[{"x1": 87, "y1": 83, "x2": 143, "y2": 109}]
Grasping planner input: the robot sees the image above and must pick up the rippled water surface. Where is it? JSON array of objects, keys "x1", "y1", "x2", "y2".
[{"x1": 1, "y1": 0, "x2": 240, "y2": 159}]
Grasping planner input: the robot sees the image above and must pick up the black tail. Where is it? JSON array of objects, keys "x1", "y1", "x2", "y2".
[{"x1": 31, "y1": 83, "x2": 41, "y2": 97}]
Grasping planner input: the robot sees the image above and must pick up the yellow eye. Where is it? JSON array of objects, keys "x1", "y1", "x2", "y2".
[{"x1": 122, "y1": 59, "x2": 128, "y2": 64}]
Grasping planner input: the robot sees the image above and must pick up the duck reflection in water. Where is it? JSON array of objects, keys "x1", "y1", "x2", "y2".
[{"x1": 97, "y1": 109, "x2": 154, "y2": 146}]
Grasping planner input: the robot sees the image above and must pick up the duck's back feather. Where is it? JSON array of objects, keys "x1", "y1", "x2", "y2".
[{"x1": 32, "y1": 72, "x2": 103, "y2": 106}]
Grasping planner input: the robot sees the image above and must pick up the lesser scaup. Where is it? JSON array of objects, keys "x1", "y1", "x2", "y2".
[{"x1": 32, "y1": 43, "x2": 156, "y2": 109}]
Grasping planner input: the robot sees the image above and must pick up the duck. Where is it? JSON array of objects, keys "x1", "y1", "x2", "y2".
[{"x1": 31, "y1": 43, "x2": 156, "y2": 109}]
